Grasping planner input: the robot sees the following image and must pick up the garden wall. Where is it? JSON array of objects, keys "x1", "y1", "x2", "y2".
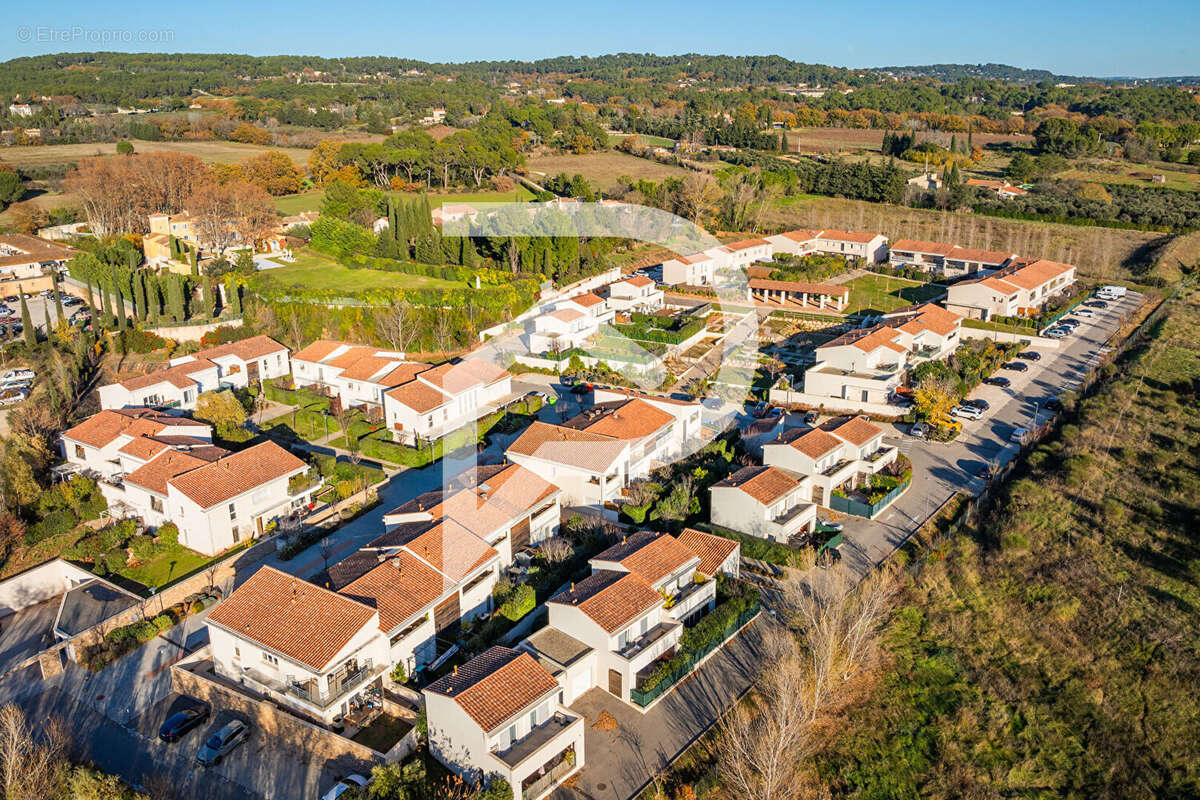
[
  {"x1": 768, "y1": 388, "x2": 904, "y2": 418},
  {"x1": 959, "y1": 325, "x2": 1061, "y2": 348},
  {"x1": 147, "y1": 317, "x2": 244, "y2": 342}
]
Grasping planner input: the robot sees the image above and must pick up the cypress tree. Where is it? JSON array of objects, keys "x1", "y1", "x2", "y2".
[
  {"x1": 19, "y1": 290, "x2": 34, "y2": 347},
  {"x1": 420, "y1": 195, "x2": 434, "y2": 236},
  {"x1": 201, "y1": 280, "x2": 214, "y2": 318},
  {"x1": 100, "y1": 286, "x2": 114, "y2": 327},
  {"x1": 191, "y1": 249, "x2": 199, "y2": 277},
  {"x1": 115, "y1": 287, "x2": 128, "y2": 330},
  {"x1": 84, "y1": 277, "x2": 95, "y2": 315},
  {"x1": 461, "y1": 236, "x2": 477, "y2": 268},
  {"x1": 51, "y1": 271, "x2": 65, "y2": 328},
  {"x1": 228, "y1": 280, "x2": 242, "y2": 316}
]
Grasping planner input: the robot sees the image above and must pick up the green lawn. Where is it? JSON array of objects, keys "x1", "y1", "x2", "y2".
[
  {"x1": 117, "y1": 545, "x2": 216, "y2": 589},
  {"x1": 961, "y1": 318, "x2": 1038, "y2": 335},
  {"x1": 843, "y1": 273, "x2": 946, "y2": 315},
  {"x1": 274, "y1": 187, "x2": 534, "y2": 215},
  {"x1": 606, "y1": 132, "x2": 676, "y2": 148},
  {"x1": 256, "y1": 250, "x2": 464, "y2": 292}
]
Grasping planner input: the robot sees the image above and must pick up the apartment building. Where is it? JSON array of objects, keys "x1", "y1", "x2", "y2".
[
  {"x1": 505, "y1": 422, "x2": 630, "y2": 507},
  {"x1": 560, "y1": 398, "x2": 678, "y2": 479},
  {"x1": 59, "y1": 408, "x2": 215, "y2": 480},
  {"x1": 710, "y1": 465, "x2": 816, "y2": 542},
  {"x1": 762, "y1": 416, "x2": 897, "y2": 505},
  {"x1": 606, "y1": 276, "x2": 664, "y2": 313},
  {"x1": 945, "y1": 258, "x2": 1076, "y2": 320},
  {"x1": 661, "y1": 252, "x2": 715, "y2": 286},
  {"x1": 0, "y1": 233, "x2": 77, "y2": 281},
  {"x1": 888, "y1": 239, "x2": 1015, "y2": 277}
]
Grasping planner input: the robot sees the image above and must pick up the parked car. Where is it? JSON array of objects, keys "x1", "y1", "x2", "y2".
[
  {"x1": 984, "y1": 376, "x2": 1011, "y2": 388},
  {"x1": 1044, "y1": 398, "x2": 1064, "y2": 412},
  {"x1": 1002, "y1": 361, "x2": 1029, "y2": 372},
  {"x1": 1044, "y1": 329, "x2": 1067, "y2": 340},
  {"x1": 1016, "y1": 351, "x2": 1042, "y2": 361},
  {"x1": 751, "y1": 400, "x2": 769, "y2": 418},
  {"x1": 39, "y1": 289, "x2": 53, "y2": 298},
  {"x1": 965, "y1": 398, "x2": 990, "y2": 411},
  {"x1": 196, "y1": 720, "x2": 249, "y2": 766},
  {"x1": 570, "y1": 382, "x2": 591, "y2": 395},
  {"x1": 159, "y1": 705, "x2": 210, "y2": 743},
  {"x1": 10, "y1": 324, "x2": 22, "y2": 335},
  {"x1": 2, "y1": 296, "x2": 16, "y2": 304},
  {"x1": 767, "y1": 406, "x2": 784, "y2": 418},
  {"x1": 62, "y1": 296, "x2": 82, "y2": 306},
  {"x1": 815, "y1": 518, "x2": 843, "y2": 533},
  {"x1": 2, "y1": 369, "x2": 34, "y2": 383},
  {"x1": 1085, "y1": 300, "x2": 1109, "y2": 309},
  {"x1": 974, "y1": 463, "x2": 996, "y2": 480},
  {"x1": 321, "y1": 775, "x2": 369, "y2": 800},
  {"x1": 909, "y1": 421, "x2": 929, "y2": 439},
  {"x1": 1009, "y1": 427, "x2": 1030, "y2": 443},
  {"x1": 951, "y1": 405, "x2": 983, "y2": 421},
  {"x1": 800, "y1": 410, "x2": 818, "y2": 425},
  {"x1": 0, "y1": 389, "x2": 27, "y2": 406},
  {"x1": 1074, "y1": 308, "x2": 1095, "y2": 318}
]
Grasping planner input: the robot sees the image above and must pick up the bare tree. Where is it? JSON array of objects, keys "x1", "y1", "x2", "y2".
[
  {"x1": 433, "y1": 310, "x2": 456, "y2": 356},
  {"x1": 0, "y1": 705, "x2": 68, "y2": 800},
  {"x1": 537, "y1": 537, "x2": 573, "y2": 565},
  {"x1": 375, "y1": 301, "x2": 413, "y2": 354}
]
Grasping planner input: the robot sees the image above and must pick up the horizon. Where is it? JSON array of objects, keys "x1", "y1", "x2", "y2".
[{"x1": 5, "y1": 0, "x2": 1199, "y2": 79}]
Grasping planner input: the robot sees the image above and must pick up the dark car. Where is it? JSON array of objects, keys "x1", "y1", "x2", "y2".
[
  {"x1": 984, "y1": 376, "x2": 1011, "y2": 388},
  {"x1": 1044, "y1": 398, "x2": 1064, "y2": 411},
  {"x1": 966, "y1": 398, "x2": 990, "y2": 411},
  {"x1": 1084, "y1": 300, "x2": 1108, "y2": 309},
  {"x1": 1016, "y1": 351, "x2": 1042, "y2": 361},
  {"x1": 2, "y1": 296, "x2": 15, "y2": 304},
  {"x1": 570, "y1": 382, "x2": 592, "y2": 395},
  {"x1": 159, "y1": 706, "x2": 210, "y2": 743},
  {"x1": 560, "y1": 375, "x2": 576, "y2": 387},
  {"x1": 1002, "y1": 361, "x2": 1028, "y2": 372},
  {"x1": 10, "y1": 324, "x2": 22, "y2": 334},
  {"x1": 974, "y1": 463, "x2": 996, "y2": 480},
  {"x1": 800, "y1": 410, "x2": 818, "y2": 425}
]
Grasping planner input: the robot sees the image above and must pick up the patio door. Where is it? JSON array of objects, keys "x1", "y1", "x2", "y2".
[
  {"x1": 607, "y1": 669, "x2": 622, "y2": 697},
  {"x1": 247, "y1": 361, "x2": 260, "y2": 382}
]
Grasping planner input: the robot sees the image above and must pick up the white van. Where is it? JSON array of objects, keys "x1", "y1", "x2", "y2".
[{"x1": 1098, "y1": 285, "x2": 1127, "y2": 298}]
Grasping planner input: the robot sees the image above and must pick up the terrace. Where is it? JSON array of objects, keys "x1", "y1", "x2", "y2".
[{"x1": 492, "y1": 712, "x2": 582, "y2": 770}]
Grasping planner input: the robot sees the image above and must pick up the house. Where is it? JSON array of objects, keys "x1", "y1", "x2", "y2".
[
  {"x1": 888, "y1": 240, "x2": 1015, "y2": 277},
  {"x1": 879, "y1": 303, "x2": 962, "y2": 360},
  {"x1": 58, "y1": 408, "x2": 215, "y2": 481},
  {"x1": 99, "y1": 441, "x2": 314, "y2": 555},
  {"x1": 764, "y1": 229, "x2": 824, "y2": 257},
  {"x1": 945, "y1": 258, "x2": 1076, "y2": 320},
  {"x1": 710, "y1": 465, "x2": 816, "y2": 542},
  {"x1": 966, "y1": 179, "x2": 1028, "y2": 198},
  {"x1": 525, "y1": 308, "x2": 599, "y2": 355},
  {"x1": 290, "y1": 340, "x2": 419, "y2": 416},
  {"x1": 98, "y1": 336, "x2": 289, "y2": 411},
  {"x1": 719, "y1": 238, "x2": 773, "y2": 271},
  {"x1": 331, "y1": 516, "x2": 501, "y2": 675},
  {"x1": 424, "y1": 647, "x2": 585, "y2": 800},
  {"x1": 505, "y1": 422, "x2": 630, "y2": 508},
  {"x1": 661, "y1": 252, "x2": 715, "y2": 287},
  {"x1": 384, "y1": 358, "x2": 513, "y2": 446},
  {"x1": 811, "y1": 229, "x2": 889, "y2": 263},
  {"x1": 380, "y1": 462, "x2": 561, "y2": 565},
  {"x1": 605, "y1": 276, "x2": 664, "y2": 313},
  {"x1": 431, "y1": 204, "x2": 479, "y2": 226},
  {"x1": 559, "y1": 398, "x2": 678, "y2": 479},
  {"x1": 591, "y1": 388, "x2": 704, "y2": 456},
  {"x1": 762, "y1": 416, "x2": 897, "y2": 506},
  {"x1": 7, "y1": 103, "x2": 37, "y2": 118},
  {"x1": 0, "y1": 234, "x2": 77, "y2": 282},
  {"x1": 206, "y1": 566, "x2": 391, "y2": 726},
  {"x1": 555, "y1": 291, "x2": 614, "y2": 326},
  {"x1": 906, "y1": 172, "x2": 943, "y2": 191},
  {"x1": 747, "y1": 278, "x2": 849, "y2": 311},
  {"x1": 521, "y1": 529, "x2": 739, "y2": 708}
]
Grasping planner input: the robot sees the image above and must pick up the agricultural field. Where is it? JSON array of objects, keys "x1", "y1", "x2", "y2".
[
  {"x1": 254, "y1": 249, "x2": 465, "y2": 292},
  {"x1": 1056, "y1": 160, "x2": 1200, "y2": 192},
  {"x1": 783, "y1": 127, "x2": 1032, "y2": 154},
  {"x1": 0, "y1": 138, "x2": 313, "y2": 167},
  {"x1": 273, "y1": 185, "x2": 535, "y2": 215},
  {"x1": 606, "y1": 132, "x2": 677, "y2": 148},
  {"x1": 525, "y1": 150, "x2": 690, "y2": 191}
]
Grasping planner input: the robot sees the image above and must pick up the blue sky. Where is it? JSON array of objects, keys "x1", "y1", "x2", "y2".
[{"x1": 6, "y1": 0, "x2": 1198, "y2": 78}]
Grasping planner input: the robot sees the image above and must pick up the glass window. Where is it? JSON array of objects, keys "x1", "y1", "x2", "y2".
[{"x1": 228, "y1": 503, "x2": 237, "y2": 520}]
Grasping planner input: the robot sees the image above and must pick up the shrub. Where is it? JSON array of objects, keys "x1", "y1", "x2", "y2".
[
  {"x1": 152, "y1": 613, "x2": 174, "y2": 632},
  {"x1": 157, "y1": 522, "x2": 179, "y2": 546},
  {"x1": 129, "y1": 535, "x2": 160, "y2": 562},
  {"x1": 23, "y1": 508, "x2": 78, "y2": 545},
  {"x1": 499, "y1": 584, "x2": 535, "y2": 622}
]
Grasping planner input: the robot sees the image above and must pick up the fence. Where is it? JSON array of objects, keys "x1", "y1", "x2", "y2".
[
  {"x1": 629, "y1": 602, "x2": 760, "y2": 708},
  {"x1": 828, "y1": 479, "x2": 910, "y2": 518}
]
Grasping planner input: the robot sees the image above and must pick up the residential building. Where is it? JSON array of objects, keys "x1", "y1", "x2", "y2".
[
  {"x1": 99, "y1": 441, "x2": 314, "y2": 555},
  {"x1": 811, "y1": 229, "x2": 889, "y2": 263},
  {"x1": 675, "y1": 528, "x2": 740, "y2": 579},
  {"x1": 710, "y1": 465, "x2": 816, "y2": 542},
  {"x1": 525, "y1": 308, "x2": 599, "y2": 354},
  {"x1": 942, "y1": 246, "x2": 1016, "y2": 276},
  {"x1": 747, "y1": 278, "x2": 849, "y2": 311},
  {"x1": 945, "y1": 258, "x2": 1076, "y2": 320},
  {"x1": 206, "y1": 566, "x2": 391, "y2": 726},
  {"x1": 58, "y1": 407, "x2": 215, "y2": 481},
  {"x1": 591, "y1": 388, "x2": 704, "y2": 456},
  {"x1": 381, "y1": 462, "x2": 561, "y2": 565},
  {"x1": 719, "y1": 238, "x2": 773, "y2": 271},
  {"x1": 424, "y1": 647, "x2": 584, "y2": 800},
  {"x1": 98, "y1": 336, "x2": 288, "y2": 411},
  {"x1": 966, "y1": 179, "x2": 1029, "y2": 198},
  {"x1": 290, "y1": 340, "x2": 422, "y2": 416},
  {"x1": 763, "y1": 416, "x2": 897, "y2": 505},
  {"x1": 661, "y1": 252, "x2": 715, "y2": 286},
  {"x1": 605, "y1": 276, "x2": 664, "y2": 313},
  {"x1": 764, "y1": 229, "x2": 823, "y2": 257},
  {"x1": 505, "y1": 422, "x2": 630, "y2": 508},
  {"x1": 384, "y1": 358, "x2": 513, "y2": 446},
  {"x1": 888, "y1": 239, "x2": 1015, "y2": 277},
  {"x1": 588, "y1": 530, "x2": 716, "y2": 625},
  {"x1": 0, "y1": 234, "x2": 78, "y2": 281},
  {"x1": 560, "y1": 398, "x2": 678, "y2": 479},
  {"x1": 431, "y1": 204, "x2": 479, "y2": 226},
  {"x1": 555, "y1": 291, "x2": 614, "y2": 325}
]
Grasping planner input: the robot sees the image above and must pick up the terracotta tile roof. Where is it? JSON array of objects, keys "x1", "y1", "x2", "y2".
[
  {"x1": 418, "y1": 358, "x2": 509, "y2": 394},
  {"x1": 674, "y1": 253, "x2": 712, "y2": 264},
  {"x1": 568, "y1": 399, "x2": 675, "y2": 441},
  {"x1": 327, "y1": 345, "x2": 384, "y2": 370},
  {"x1": 425, "y1": 646, "x2": 558, "y2": 732},
  {"x1": 786, "y1": 428, "x2": 845, "y2": 460},
  {"x1": 891, "y1": 304, "x2": 962, "y2": 338},
  {"x1": 339, "y1": 355, "x2": 402, "y2": 382},
  {"x1": 712, "y1": 465, "x2": 800, "y2": 505},
  {"x1": 749, "y1": 278, "x2": 848, "y2": 298},
  {"x1": 385, "y1": 380, "x2": 447, "y2": 414},
  {"x1": 547, "y1": 570, "x2": 662, "y2": 633},
  {"x1": 375, "y1": 362, "x2": 431, "y2": 387},
  {"x1": 547, "y1": 308, "x2": 585, "y2": 323},
  {"x1": 592, "y1": 531, "x2": 697, "y2": 585},
  {"x1": 338, "y1": 552, "x2": 449, "y2": 632},
  {"x1": 207, "y1": 566, "x2": 377, "y2": 672},
  {"x1": 829, "y1": 415, "x2": 884, "y2": 447},
  {"x1": 124, "y1": 449, "x2": 215, "y2": 495},
  {"x1": 291, "y1": 340, "x2": 347, "y2": 364},
  {"x1": 195, "y1": 335, "x2": 287, "y2": 363},
  {"x1": 978, "y1": 277, "x2": 1020, "y2": 294},
  {"x1": 944, "y1": 246, "x2": 1013, "y2": 265},
  {"x1": 569, "y1": 292, "x2": 605, "y2": 308},
  {"x1": 61, "y1": 408, "x2": 203, "y2": 449},
  {"x1": 168, "y1": 441, "x2": 306, "y2": 509},
  {"x1": 723, "y1": 238, "x2": 771, "y2": 252},
  {"x1": 439, "y1": 464, "x2": 559, "y2": 540},
  {"x1": 396, "y1": 518, "x2": 499, "y2": 582},
  {"x1": 816, "y1": 229, "x2": 881, "y2": 244},
  {"x1": 847, "y1": 327, "x2": 908, "y2": 355},
  {"x1": 890, "y1": 239, "x2": 956, "y2": 256},
  {"x1": 677, "y1": 528, "x2": 739, "y2": 577},
  {"x1": 621, "y1": 275, "x2": 654, "y2": 288},
  {"x1": 775, "y1": 229, "x2": 822, "y2": 243},
  {"x1": 116, "y1": 436, "x2": 171, "y2": 461},
  {"x1": 118, "y1": 359, "x2": 215, "y2": 391},
  {"x1": 1002, "y1": 259, "x2": 1075, "y2": 291},
  {"x1": 507, "y1": 422, "x2": 628, "y2": 474},
  {"x1": 0, "y1": 234, "x2": 77, "y2": 268}
]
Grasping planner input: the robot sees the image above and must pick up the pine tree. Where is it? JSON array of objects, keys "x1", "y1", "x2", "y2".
[{"x1": 18, "y1": 290, "x2": 34, "y2": 347}]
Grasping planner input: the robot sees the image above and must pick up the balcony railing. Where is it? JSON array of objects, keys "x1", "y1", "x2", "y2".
[
  {"x1": 616, "y1": 621, "x2": 678, "y2": 661},
  {"x1": 520, "y1": 744, "x2": 578, "y2": 799},
  {"x1": 821, "y1": 459, "x2": 854, "y2": 477},
  {"x1": 284, "y1": 660, "x2": 377, "y2": 708}
]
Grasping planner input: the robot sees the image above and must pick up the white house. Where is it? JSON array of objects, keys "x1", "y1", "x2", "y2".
[
  {"x1": 0, "y1": 233, "x2": 78, "y2": 281},
  {"x1": 605, "y1": 276, "x2": 664, "y2": 313},
  {"x1": 505, "y1": 422, "x2": 630, "y2": 508},
  {"x1": 811, "y1": 229, "x2": 889, "y2": 263},
  {"x1": 58, "y1": 408, "x2": 214, "y2": 480},
  {"x1": 525, "y1": 308, "x2": 599, "y2": 354},
  {"x1": 764, "y1": 229, "x2": 823, "y2": 257},
  {"x1": 383, "y1": 358, "x2": 512, "y2": 446},
  {"x1": 719, "y1": 238, "x2": 773, "y2": 271},
  {"x1": 555, "y1": 292, "x2": 614, "y2": 325},
  {"x1": 206, "y1": 566, "x2": 391, "y2": 727},
  {"x1": 98, "y1": 336, "x2": 289, "y2": 411},
  {"x1": 424, "y1": 646, "x2": 585, "y2": 800},
  {"x1": 290, "y1": 340, "x2": 422, "y2": 417},
  {"x1": 661, "y1": 252, "x2": 715, "y2": 287},
  {"x1": 710, "y1": 465, "x2": 816, "y2": 542},
  {"x1": 888, "y1": 240, "x2": 1015, "y2": 277},
  {"x1": 945, "y1": 259, "x2": 1076, "y2": 320},
  {"x1": 762, "y1": 416, "x2": 897, "y2": 506},
  {"x1": 591, "y1": 388, "x2": 704, "y2": 456},
  {"x1": 559, "y1": 398, "x2": 678, "y2": 479}
]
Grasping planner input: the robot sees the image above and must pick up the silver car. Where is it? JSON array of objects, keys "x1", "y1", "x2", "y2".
[{"x1": 196, "y1": 720, "x2": 249, "y2": 766}]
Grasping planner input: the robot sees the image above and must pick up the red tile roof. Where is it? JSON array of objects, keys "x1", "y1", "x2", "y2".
[
  {"x1": 195, "y1": 335, "x2": 287, "y2": 363},
  {"x1": 291, "y1": 340, "x2": 347, "y2": 364},
  {"x1": 507, "y1": 422, "x2": 628, "y2": 473},
  {"x1": 61, "y1": 408, "x2": 205, "y2": 449},
  {"x1": 570, "y1": 399, "x2": 675, "y2": 441},
  {"x1": 787, "y1": 428, "x2": 845, "y2": 460},
  {"x1": 124, "y1": 449, "x2": 216, "y2": 495},
  {"x1": 548, "y1": 570, "x2": 662, "y2": 633},
  {"x1": 816, "y1": 229, "x2": 881, "y2": 244},
  {"x1": 890, "y1": 239, "x2": 956, "y2": 256},
  {"x1": 677, "y1": 528, "x2": 739, "y2": 577},
  {"x1": 207, "y1": 566, "x2": 377, "y2": 672},
  {"x1": 168, "y1": 441, "x2": 306, "y2": 508},
  {"x1": 592, "y1": 531, "x2": 697, "y2": 585},
  {"x1": 338, "y1": 552, "x2": 449, "y2": 632},
  {"x1": 829, "y1": 415, "x2": 884, "y2": 447},
  {"x1": 749, "y1": 278, "x2": 849, "y2": 299},
  {"x1": 400, "y1": 518, "x2": 499, "y2": 582},
  {"x1": 425, "y1": 646, "x2": 558, "y2": 732},
  {"x1": 713, "y1": 465, "x2": 800, "y2": 505},
  {"x1": 118, "y1": 359, "x2": 215, "y2": 391}
]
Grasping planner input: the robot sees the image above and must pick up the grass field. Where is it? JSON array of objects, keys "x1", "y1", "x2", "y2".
[
  {"x1": 606, "y1": 132, "x2": 677, "y2": 148},
  {"x1": 525, "y1": 151, "x2": 690, "y2": 191},
  {"x1": 1056, "y1": 161, "x2": 1200, "y2": 192},
  {"x1": 842, "y1": 273, "x2": 946, "y2": 314},
  {"x1": 783, "y1": 127, "x2": 1032, "y2": 154},
  {"x1": 273, "y1": 186, "x2": 535, "y2": 215},
  {"x1": 0, "y1": 139, "x2": 312, "y2": 167},
  {"x1": 255, "y1": 250, "x2": 464, "y2": 292}
]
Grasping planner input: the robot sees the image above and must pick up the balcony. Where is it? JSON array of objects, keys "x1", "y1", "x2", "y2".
[
  {"x1": 864, "y1": 446, "x2": 898, "y2": 472},
  {"x1": 616, "y1": 620, "x2": 681, "y2": 663},
  {"x1": 821, "y1": 458, "x2": 854, "y2": 478},
  {"x1": 274, "y1": 660, "x2": 383, "y2": 710},
  {"x1": 666, "y1": 578, "x2": 715, "y2": 622},
  {"x1": 493, "y1": 712, "x2": 581, "y2": 770},
  {"x1": 518, "y1": 742, "x2": 579, "y2": 800}
]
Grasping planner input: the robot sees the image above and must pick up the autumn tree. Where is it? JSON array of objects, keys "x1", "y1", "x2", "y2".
[
  {"x1": 308, "y1": 139, "x2": 344, "y2": 187},
  {"x1": 194, "y1": 390, "x2": 248, "y2": 439},
  {"x1": 238, "y1": 151, "x2": 303, "y2": 196}
]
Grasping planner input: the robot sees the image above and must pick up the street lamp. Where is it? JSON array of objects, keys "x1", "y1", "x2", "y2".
[{"x1": 322, "y1": 409, "x2": 329, "y2": 440}]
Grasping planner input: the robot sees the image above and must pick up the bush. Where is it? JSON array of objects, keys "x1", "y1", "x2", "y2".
[
  {"x1": 157, "y1": 522, "x2": 179, "y2": 546},
  {"x1": 499, "y1": 584, "x2": 535, "y2": 622},
  {"x1": 23, "y1": 508, "x2": 78, "y2": 545},
  {"x1": 128, "y1": 535, "x2": 160, "y2": 562},
  {"x1": 152, "y1": 613, "x2": 174, "y2": 632},
  {"x1": 696, "y1": 524, "x2": 806, "y2": 567}
]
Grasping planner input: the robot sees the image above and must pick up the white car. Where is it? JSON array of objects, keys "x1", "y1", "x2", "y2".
[
  {"x1": 0, "y1": 389, "x2": 27, "y2": 406},
  {"x1": 1010, "y1": 427, "x2": 1030, "y2": 443},
  {"x1": 1074, "y1": 308, "x2": 1094, "y2": 318},
  {"x1": 321, "y1": 775, "x2": 368, "y2": 800},
  {"x1": 2, "y1": 369, "x2": 34, "y2": 382},
  {"x1": 951, "y1": 405, "x2": 983, "y2": 421}
]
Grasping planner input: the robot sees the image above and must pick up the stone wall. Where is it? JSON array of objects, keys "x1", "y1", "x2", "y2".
[
  {"x1": 172, "y1": 649, "x2": 383, "y2": 764},
  {"x1": 147, "y1": 317, "x2": 244, "y2": 343}
]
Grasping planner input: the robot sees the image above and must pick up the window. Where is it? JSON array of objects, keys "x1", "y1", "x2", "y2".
[
  {"x1": 640, "y1": 616, "x2": 649, "y2": 635},
  {"x1": 74, "y1": 445, "x2": 85, "y2": 459},
  {"x1": 228, "y1": 503, "x2": 237, "y2": 520},
  {"x1": 529, "y1": 708, "x2": 538, "y2": 728},
  {"x1": 150, "y1": 496, "x2": 163, "y2": 513},
  {"x1": 234, "y1": 646, "x2": 240, "y2": 658},
  {"x1": 618, "y1": 630, "x2": 630, "y2": 649},
  {"x1": 506, "y1": 724, "x2": 517, "y2": 748},
  {"x1": 262, "y1": 652, "x2": 278, "y2": 667}
]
